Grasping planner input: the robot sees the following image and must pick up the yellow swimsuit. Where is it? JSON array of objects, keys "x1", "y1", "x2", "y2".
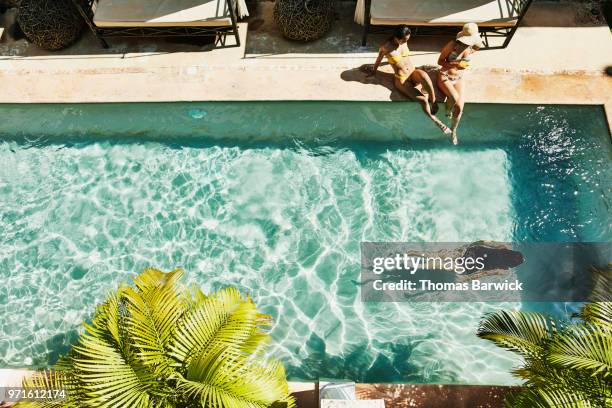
[{"x1": 386, "y1": 47, "x2": 411, "y2": 82}]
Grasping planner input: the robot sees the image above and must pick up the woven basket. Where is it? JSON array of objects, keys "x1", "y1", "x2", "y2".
[
  {"x1": 17, "y1": 0, "x2": 84, "y2": 50},
  {"x1": 273, "y1": 0, "x2": 334, "y2": 42}
]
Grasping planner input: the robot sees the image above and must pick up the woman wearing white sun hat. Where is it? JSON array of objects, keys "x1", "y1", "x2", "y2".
[{"x1": 437, "y1": 23, "x2": 484, "y2": 145}]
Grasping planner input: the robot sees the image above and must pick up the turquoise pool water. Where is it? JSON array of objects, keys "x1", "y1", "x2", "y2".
[{"x1": 0, "y1": 103, "x2": 611, "y2": 384}]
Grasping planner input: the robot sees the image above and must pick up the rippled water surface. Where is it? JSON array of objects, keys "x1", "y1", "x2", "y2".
[{"x1": 0, "y1": 103, "x2": 610, "y2": 384}]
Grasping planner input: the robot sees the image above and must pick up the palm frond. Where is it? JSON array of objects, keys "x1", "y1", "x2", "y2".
[
  {"x1": 505, "y1": 386, "x2": 598, "y2": 408},
  {"x1": 548, "y1": 324, "x2": 612, "y2": 377},
  {"x1": 581, "y1": 265, "x2": 612, "y2": 329},
  {"x1": 477, "y1": 310, "x2": 554, "y2": 357},
  {"x1": 481, "y1": 265, "x2": 612, "y2": 408},
  {"x1": 186, "y1": 284, "x2": 209, "y2": 307},
  {"x1": 518, "y1": 360, "x2": 611, "y2": 402},
  {"x1": 123, "y1": 280, "x2": 186, "y2": 374},
  {"x1": 169, "y1": 287, "x2": 267, "y2": 367},
  {"x1": 15, "y1": 370, "x2": 78, "y2": 408},
  {"x1": 104, "y1": 288, "x2": 125, "y2": 348},
  {"x1": 177, "y1": 344, "x2": 294, "y2": 408},
  {"x1": 132, "y1": 268, "x2": 184, "y2": 293},
  {"x1": 240, "y1": 330, "x2": 273, "y2": 356},
  {"x1": 23, "y1": 269, "x2": 292, "y2": 408},
  {"x1": 72, "y1": 290, "x2": 168, "y2": 408},
  {"x1": 512, "y1": 358, "x2": 561, "y2": 384},
  {"x1": 581, "y1": 302, "x2": 612, "y2": 331}
]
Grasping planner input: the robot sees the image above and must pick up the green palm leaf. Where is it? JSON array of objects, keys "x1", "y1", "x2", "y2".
[
  {"x1": 518, "y1": 361, "x2": 611, "y2": 403},
  {"x1": 548, "y1": 325, "x2": 612, "y2": 376},
  {"x1": 132, "y1": 268, "x2": 184, "y2": 293},
  {"x1": 479, "y1": 267, "x2": 612, "y2": 408},
  {"x1": 177, "y1": 345, "x2": 294, "y2": 408},
  {"x1": 581, "y1": 266, "x2": 612, "y2": 330},
  {"x1": 123, "y1": 269, "x2": 186, "y2": 374},
  {"x1": 21, "y1": 269, "x2": 293, "y2": 408},
  {"x1": 505, "y1": 386, "x2": 598, "y2": 408},
  {"x1": 169, "y1": 287, "x2": 269, "y2": 366},
  {"x1": 72, "y1": 289, "x2": 171, "y2": 407},
  {"x1": 477, "y1": 310, "x2": 555, "y2": 357},
  {"x1": 15, "y1": 369, "x2": 78, "y2": 408},
  {"x1": 512, "y1": 358, "x2": 562, "y2": 384},
  {"x1": 581, "y1": 302, "x2": 612, "y2": 331}
]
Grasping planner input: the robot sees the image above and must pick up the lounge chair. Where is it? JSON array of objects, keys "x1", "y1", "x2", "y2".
[
  {"x1": 71, "y1": 0, "x2": 246, "y2": 48},
  {"x1": 356, "y1": 0, "x2": 533, "y2": 48},
  {"x1": 319, "y1": 382, "x2": 385, "y2": 408}
]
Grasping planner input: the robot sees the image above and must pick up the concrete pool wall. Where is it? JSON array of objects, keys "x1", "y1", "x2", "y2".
[{"x1": 0, "y1": 102, "x2": 609, "y2": 145}]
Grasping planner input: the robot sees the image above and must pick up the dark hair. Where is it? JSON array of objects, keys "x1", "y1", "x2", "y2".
[{"x1": 393, "y1": 25, "x2": 411, "y2": 40}]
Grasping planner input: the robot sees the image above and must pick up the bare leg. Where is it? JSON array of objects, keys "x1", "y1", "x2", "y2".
[
  {"x1": 445, "y1": 98, "x2": 454, "y2": 119},
  {"x1": 453, "y1": 80, "x2": 465, "y2": 131},
  {"x1": 437, "y1": 76, "x2": 463, "y2": 144},
  {"x1": 395, "y1": 77, "x2": 451, "y2": 135},
  {"x1": 414, "y1": 94, "x2": 450, "y2": 134},
  {"x1": 411, "y1": 69, "x2": 436, "y2": 105}
]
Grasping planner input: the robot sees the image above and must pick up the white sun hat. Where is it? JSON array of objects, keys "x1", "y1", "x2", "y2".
[{"x1": 456, "y1": 22, "x2": 484, "y2": 48}]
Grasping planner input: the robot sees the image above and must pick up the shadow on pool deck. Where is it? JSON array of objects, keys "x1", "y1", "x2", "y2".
[
  {"x1": 356, "y1": 384, "x2": 521, "y2": 408},
  {"x1": 340, "y1": 65, "x2": 450, "y2": 104}
]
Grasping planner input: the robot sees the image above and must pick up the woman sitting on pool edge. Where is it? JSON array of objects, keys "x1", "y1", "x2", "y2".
[
  {"x1": 365, "y1": 26, "x2": 451, "y2": 135},
  {"x1": 437, "y1": 23, "x2": 483, "y2": 145}
]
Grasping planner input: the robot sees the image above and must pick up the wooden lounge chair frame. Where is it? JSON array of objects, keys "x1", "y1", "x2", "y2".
[
  {"x1": 71, "y1": 0, "x2": 240, "y2": 49},
  {"x1": 361, "y1": 0, "x2": 533, "y2": 49}
]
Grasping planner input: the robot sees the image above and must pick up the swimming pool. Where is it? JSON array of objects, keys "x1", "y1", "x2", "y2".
[{"x1": 0, "y1": 102, "x2": 610, "y2": 385}]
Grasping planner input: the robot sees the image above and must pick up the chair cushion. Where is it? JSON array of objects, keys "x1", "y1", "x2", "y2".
[
  {"x1": 370, "y1": 0, "x2": 521, "y2": 27},
  {"x1": 93, "y1": 0, "x2": 233, "y2": 27}
]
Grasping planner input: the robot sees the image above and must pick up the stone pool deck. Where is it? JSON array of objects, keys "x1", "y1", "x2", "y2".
[{"x1": 0, "y1": 0, "x2": 611, "y2": 133}]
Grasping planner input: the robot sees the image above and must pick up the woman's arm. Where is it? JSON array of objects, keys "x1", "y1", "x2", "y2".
[
  {"x1": 367, "y1": 47, "x2": 386, "y2": 76},
  {"x1": 438, "y1": 41, "x2": 461, "y2": 68}
]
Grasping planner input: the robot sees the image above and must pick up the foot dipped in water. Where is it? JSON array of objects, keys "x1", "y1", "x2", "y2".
[
  {"x1": 451, "y1": 129, "x2": 458, "y2": 145},
  {"x1": 435, "y1": 120, "x2": 452, "y2": 135}
]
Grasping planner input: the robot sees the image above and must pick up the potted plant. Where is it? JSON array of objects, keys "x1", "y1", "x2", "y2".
[{"x1": 18, "y1": 268, "x2": 295, "y2": 408}]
